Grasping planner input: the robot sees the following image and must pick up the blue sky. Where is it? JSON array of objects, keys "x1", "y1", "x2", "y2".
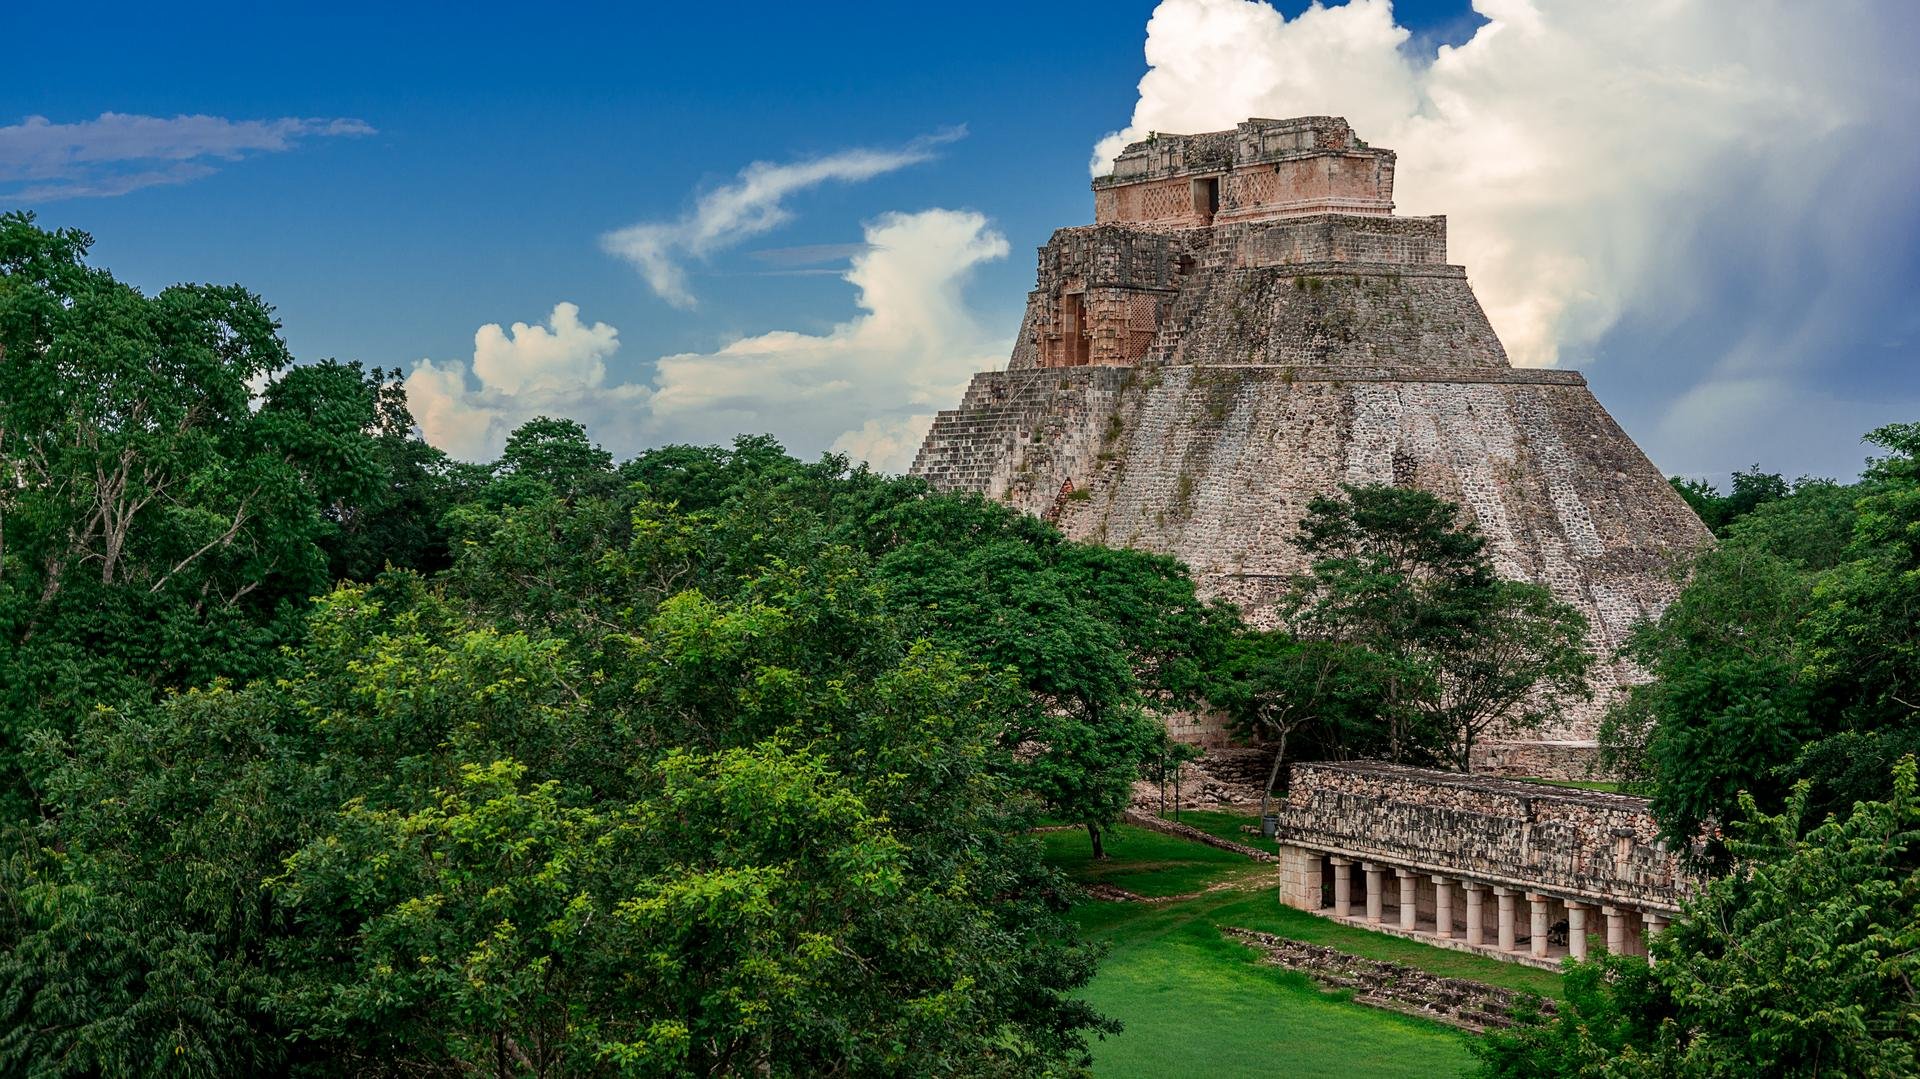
[{"x1": 7, "y1": 1, "x2": 1917, "y2": 481}]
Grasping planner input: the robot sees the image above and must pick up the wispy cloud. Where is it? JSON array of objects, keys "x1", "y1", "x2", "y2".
[
  {"x1": 411, "y1": 208, "x2": 1008, "y2": 470},
  {"x1": 600, "y1": 128, "x2": 964, "y2": 308},
  {"x1": 747, "y1": 242, "x2": 871, "y2": 267},
  {"x1": 0, "y1": 112, "x2": 375, "y2": 201}
]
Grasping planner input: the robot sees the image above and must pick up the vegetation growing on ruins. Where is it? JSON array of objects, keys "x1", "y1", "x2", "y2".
[
  {"x1": 1221, "y1": 485, "x2": 1594, "y2": 772},
  {"x1": 6, "y1": 213, "x2": 1919, "y2": 1077}
]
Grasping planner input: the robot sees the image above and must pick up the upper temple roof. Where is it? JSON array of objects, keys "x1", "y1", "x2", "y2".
[{"x1": 1093, "y1": 116, "x2": 1396, "y2": 227}]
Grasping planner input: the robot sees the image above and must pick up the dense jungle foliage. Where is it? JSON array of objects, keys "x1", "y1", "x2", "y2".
[{"x1": 3, "y1": 212, "x2": 1915, "y2": 1077}]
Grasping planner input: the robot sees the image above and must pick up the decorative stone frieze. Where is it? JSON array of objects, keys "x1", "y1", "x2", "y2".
[{"x1": 1272, "y1": 762, "x2": 1694, "y2": 911}]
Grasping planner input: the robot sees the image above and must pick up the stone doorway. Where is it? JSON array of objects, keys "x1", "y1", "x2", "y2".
[{"x1": 1190, "y1": 176, "x2": 1220, "y2": 225}]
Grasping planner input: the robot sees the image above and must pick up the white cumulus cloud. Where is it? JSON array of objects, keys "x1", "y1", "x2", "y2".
[
  {"x1": 1092, "y1": 0, "x2": 1918, "y2": 374},
  {"x1": 406, "y1": 302, "x2": 647, "y2": 462},
  {"x1": 0, "y1": 112, "x2": 374, "y2": 201},
  {"x1": 601, "y1": 128, "x2": 965, "y2": 308},
  {"x1": 409, "y1": 209, "x2": 1008, "y2": 472}
]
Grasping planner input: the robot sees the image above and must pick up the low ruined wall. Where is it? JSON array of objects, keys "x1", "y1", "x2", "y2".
[
  {"x1": 1121, "y1": 808, "x2": 1276, "y2": 862},
  {"x1": 1271, "y1": 762, "x2": 1694, "y2": 911},
  {"x1": 1226, "y1": 928, "x2": 1554, "y2": 1030}
]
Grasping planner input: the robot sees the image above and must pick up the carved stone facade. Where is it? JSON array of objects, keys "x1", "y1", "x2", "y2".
[
  {"x1": 1092, "y1": 117, "x2": 1397, "y2": 228},
  {"x1": 910, "y1": 117, "x2": 1711, "y2": 774},
  {"x1": 1271, "y1": 763, "x2": 1698, "y2": 969}
]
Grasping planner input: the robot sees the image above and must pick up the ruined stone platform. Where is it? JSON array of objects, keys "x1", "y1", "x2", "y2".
[{"x1": 910, "y1": 117, "x2": 1711, "y2": 774}]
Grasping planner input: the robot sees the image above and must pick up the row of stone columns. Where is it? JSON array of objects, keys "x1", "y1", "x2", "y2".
[{"x1": 1324, "y1": 856, "x2": 1665, "y2": 962}]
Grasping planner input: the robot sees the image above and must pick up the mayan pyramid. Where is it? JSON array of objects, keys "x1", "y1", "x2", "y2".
[{"x1": 909, "y1": 117, "x2": 1711, "y2": 775}]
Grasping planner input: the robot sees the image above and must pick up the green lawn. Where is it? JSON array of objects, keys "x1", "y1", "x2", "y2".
[
  {"x1": 1515, "y1": 776, "x2": 1626, "y2": 794},
  {"x1": 1043, "y1": 818, "x2": 1562, "y2": 1077},
  {"x1": 1143, "y1": 807, "x2": 1267, "y2": 847},
  {"x1": 1071, "y1": 892, "x2": 1481, "y2": 1076},
  {"x1": 1079, "y1": 889, "x2": 1563, "y2": 998},
  {"x1": 1042, "y1": 823, "x2": 1256, "y2": 897}
]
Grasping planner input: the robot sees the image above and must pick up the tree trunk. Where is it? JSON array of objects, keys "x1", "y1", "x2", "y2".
[
  {"x1": 1259, "y1": 729, "x2": 1290, "y2": 821},
  {"x1": 1087, "y1": 822, "x2": 1106, "y2": 860}
]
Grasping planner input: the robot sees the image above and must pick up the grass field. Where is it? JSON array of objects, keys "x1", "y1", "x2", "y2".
[
  {"x1": 1041, "y1": 823, "x2": 1255, "y2": 896},
  {"x1": 1516, "y1": 776, "x2": 1626, "y2": 794},
  {"x1": 1149, "y1": 808, "x2": 1266, "y2": 846},
  {"x1": 1046, "y1": 819, "x2": 1561, "y2": 1077}
]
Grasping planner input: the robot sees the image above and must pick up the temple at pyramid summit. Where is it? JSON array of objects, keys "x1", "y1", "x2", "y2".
[{"x1": 909, "y1": 117, "x2": 1711, "y2": 776}]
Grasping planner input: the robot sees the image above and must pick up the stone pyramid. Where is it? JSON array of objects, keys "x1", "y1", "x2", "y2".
[{"x1": 909, "y1": 117, "x2": 1710, "y2": 775}]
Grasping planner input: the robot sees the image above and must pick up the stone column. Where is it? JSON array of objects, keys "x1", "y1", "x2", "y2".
[
  {"x1": 1395, "y1": 869, "x2": 1418, "y2": 931},
  {"x1": 1330, "y1": 857, "x2": 1353, "y2": 918},
  {"x1": 1464, "y1": 884, "x2": 1486, "y2": 946},
  {"x1": 1494, "y1": 887, "x2": 1517, "y2": 952},
  {"x1": 1527, "y1": 893, "x2": 1551, "y2": 959},
  {"x1": 1364, "y1": 863, "x2": 1385, "y2": 924},
  {"x1": 1565, "y1": 902, "x2": 1589, "y2": 961},
  {"x1": 1644, "y1": 912, "x2": 1667, "y2": 964},
  {"x1": 1432, "y1": 876, "x2": 1454, "y2": 939},
  {"x1": 1602, "y1": 906, "x2": 1627, "y2": 955}
]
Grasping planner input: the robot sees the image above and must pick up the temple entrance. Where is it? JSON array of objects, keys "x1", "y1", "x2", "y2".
[
  {"x1": 1191, "y1": 176, "x2": 1220, "y2": 224},
  {"x1": 1060, "y1": 292, "x2": 1091, "y2": 366}
]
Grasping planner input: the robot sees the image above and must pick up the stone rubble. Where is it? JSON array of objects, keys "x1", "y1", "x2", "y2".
[{"x1": 1224, "y1": 927, "x2": 1555, "y2": 1032}]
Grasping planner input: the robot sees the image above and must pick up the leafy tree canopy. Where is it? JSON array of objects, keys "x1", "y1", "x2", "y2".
[
  {"x1": 0, "y1": 213, "x2": 451, "y2": 813},
  {"x1": 1610, "y1": 424, "x2": 1920, "y2": 855},
  {"x1": 1280, "y1": 484, "x2": 1592, "y2": 771},
  {"x1": 1474, "y1": 758, "x2": 1920, "y2": 1078}
]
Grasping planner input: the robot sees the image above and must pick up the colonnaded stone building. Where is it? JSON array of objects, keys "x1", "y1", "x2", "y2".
[
  {"x1": 909, "y1": 116, "x2": 1710, "y2": 777},
  {"x1": 1269, "y1": 762, "x2": 1696, "y2": 969}
]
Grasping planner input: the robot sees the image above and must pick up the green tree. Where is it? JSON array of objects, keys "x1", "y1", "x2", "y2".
[
  {"x1": 870, "y1": 493, "x2": 1227, "y2": 857},
  {"x1": 1210, "y1": 632, "x2": 1387, "y2": 816},
  {"x1": 0, "y1": 214, "x2": 435, "y2": 810},
  {"x1": 1285, "y1": 485, "x2": 1593, "y2": 769},
  {"x1": 4, "y1": 558, "x2": 1109, "y2": 1076},
  {"x1": 1475, "y1": 758, "x2": 1920, "y2": 1077},
  {"x1": 1604, "y1": 542, "x2": 1819, "y2": 852},
  {"x1": 499, "y1": 416, "x2": 616, "y2": 500},
  {"x1": 1613, "y1": 425, "x2": 1916, "y2": 851},
  {"x1": 1670, "y1": 466, "x2": 1793, "y2": 535},
  {"x1": 1426, "y1": 578, "x2": 1593, "y2": 771}
]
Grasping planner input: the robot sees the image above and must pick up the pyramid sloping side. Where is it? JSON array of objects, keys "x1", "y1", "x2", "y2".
[
  {"x1": 910, "y1": 208, "x2": 1710, "y2": 773},
  {"x1": 913, "y1": 363, "x2": 1708, "y2": 751}
]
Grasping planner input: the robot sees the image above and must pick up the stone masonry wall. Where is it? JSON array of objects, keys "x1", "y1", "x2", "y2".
[
  {"x1": 914, "y1": 360, "x2": 1706, "y2": 746},
  {"x1": 1272, "y1": 762, "x2": 1696, "y2": 910},
  {"x1": 1232, "y1": 215, "x2": 1446, "y2": 269}
]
